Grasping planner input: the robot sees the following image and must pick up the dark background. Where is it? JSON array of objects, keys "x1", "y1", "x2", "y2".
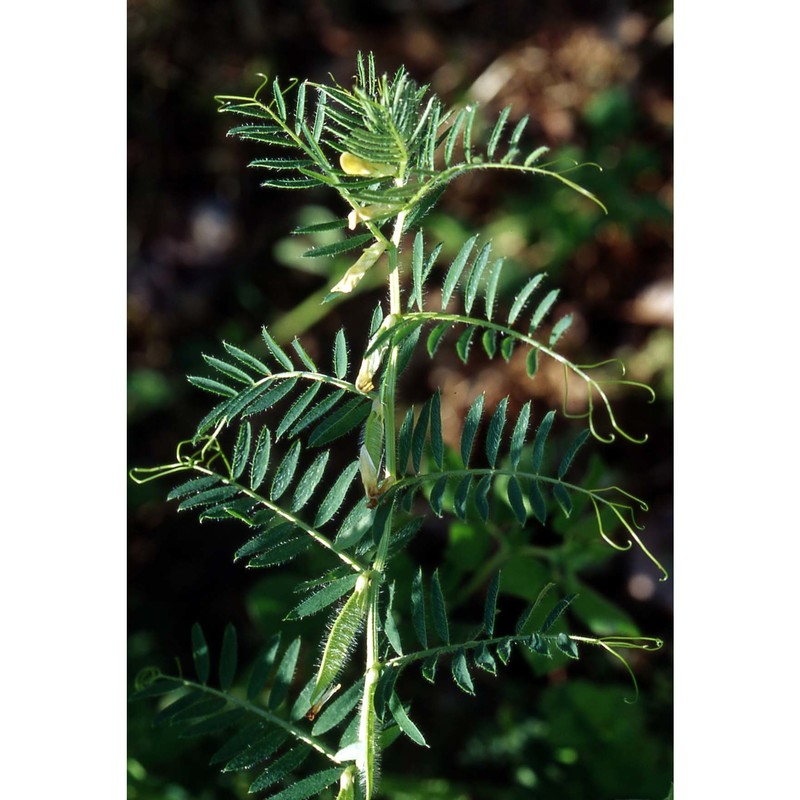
[{"x1": 128, "y1": 1, "x2": 673, "y2": 798}]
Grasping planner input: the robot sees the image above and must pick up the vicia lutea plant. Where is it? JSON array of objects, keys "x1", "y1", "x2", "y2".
[{"x1": 131, "y1": 53, "x2": 666, "y2": 800}]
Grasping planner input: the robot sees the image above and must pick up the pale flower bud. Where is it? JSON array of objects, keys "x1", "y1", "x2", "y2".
[
  {"x1": 339, "y1": 152, "x2": 397, "y2": 178},
  {"x1": 330, "y1": 240, "x2": 387, "y2": 296},
  {"x1": 355, "y1": 314, "x2": 400, "y2": 392},
  {"x1": 347, "y1": 204, "x2": 400, "y2": 230}
]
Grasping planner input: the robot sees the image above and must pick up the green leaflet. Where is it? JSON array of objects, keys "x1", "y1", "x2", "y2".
[
  {"x1": 500, "y1": 336, "x2": 515, "y2": 362},
  {"x1": 483, "y1": 571, "x2": 501, "y2": 636},
  {"x1": 291, "y1": 338, "x2": 317, "y2": 371},
  {"x1": 524, "y1": 145, "x2": 550, "y2": 166},
  {"x1": 411, "y1": 399, "x2": 431, "y2": 473},
  {"x1": 389, "y1": 693, "x2": 428, "y2": 747},
  {"x1": 532, "y1": 409, "x2": 555, "y2": 472},
  {"x1": 187, "y1": 375, "x2": 237, "y2": 398},
  {"x1": 429, "y1": 390, "x2": 443, "y2": 469},
  {"x1": 314, "y1": 460, "x2": 359, "y2": 527},
  {"x1": 475, "y1": 642, "x2": 497, "y2": 675},
  {"x1": 209, "y1": 720, "x2": 265, "y2": 766},
  {"x1": 312, "y1": 678, "x2": 364, "y2": 735},
  {"x1": 308, "y1": 397, "x2": 370, "y2": 447},
  {"x1": 397, "y1": 324, "x2": 422, "y2": 376},
  {"x1": 180, "y1": 709, "x2": 248, "y2": 740},
  {"x1": 167, "y1": 475, "x2": 219, "y2": 501},
  {"x1": 261, "y1": 327, "x2": 294, "y2": 371},
  {"x1": 285, "y1": 573, "x2": 360, "y2": 620},
  {"x1": 250, "y1": 427, "x2": 273, "y2": 490},
  {"x1": 269, "y1": 636, "x2": 301, "y2": 710},
  {"x1": 411, "y1": 230, "x2": 425, "y2": 310},
  {"x1": 422, "y1": 241, "x2": 443, "y2": 285},
  {"x1": 232, "y1": 422, "x2": 252, "y2": 480},
  {"x1": 540, "y1": 593, "x2": 578, "y2": 634},
  {"x1": 549, "y1": 313, "x2": 573, "y2": 347},
  {"x1": 374, "y1": 664, "x2": 401, "y2": 722},
  {"x1": 507, "y1": 476, "x2": 527, "y2": 525},
  {"x1": 292, "y1": 219, "x2": 348, "y2": 235},
  {"x1": 219, "y1": 623, "x2": 238, "y2": 691},
  {"x1": 312, "y1": 89, "x2": 326, "y2": 140},
  {"x1": 530, "y1": 288, "x2": 560, "y2": 332},
  {"x1": 475, "y1": 475, "x2": 492, "y2": 521},
  {"x1": 553, "y1": 483, "x2": 573, "y2": 517},
  {"x1": 411, "y1": 567, "x2": 428, "y2": 648},
  {"x1": 515, "y1": 582, "x2": 556, "y2": 635},
  {"x1": 290, "y1": 390, "x2": 345, "y2": 437},
  {"x1": 249, "y1": 157, "x2": 315, "y2": 170},
  {"x1": 496, "y1": 639, "x2": 513, "y2": 665},
  {"x1": 510, "y1": 400, "x2": 531, "y2": 470},
  {"x1": 556, "y1": 632, "x2": 580, "y2": 660},
  {"x1": 442, "y1": 234, "x2": 479, "y2": 309},
  {"x1": 486, "y1": 396, "x2": 508, "y2": 468},
  {"x1": 426, "y1": 321, "x2": 450, "y2": 357},
  {"x1": 335, "y1": 502, "x2": 374, "y2": 549},
  {"x1": 484, "y1": 258, "x2": 504, "y2": 321},
  {"x1": 288, "y1": 672, "x2": 318, "y2": 722},
  {"x1": 461, "y1": 393, "x2": 485, "y2": 467},
  {"x1": 525, "y1": 348, "x2": 539, "y2": 378},
  {"x1": 170, "y1": 697, "x2": 228, "y2": 727},
  {"x1": 224, "y1": 727, "x2": 288, "y2": 772},
  {"x1": 302, "y1": 232, "x2": 374, "y2": 259},
  {"x1": 529, "y1": 480, "x2": 547, "y2": 524},
  {"x1": 247, "y1": 633, "x2": 282, "y2": 701},
  {"x1": 444, "y1": 108, "x2": 465, "y2": 165},
  {"x1": 508, "y1": 274, "x2": 545, "y2": 326},
  {"x1": 528, "y1": 632, "x2": 551, "y2": 656},
  {"x1": 294, "y1": 80, "x2": 307, "y2": 133},
  {"x1": 291, "y1": 450, "x2": 329, "y2": 511},
  {"x1": 384, "y1": 581, "x2": 404, "y2": 656},
  {"x1": 244, "y1": 379, "x2": 299, "y2": 418},
  {"x1": 486, "y1": 104, "x2": 511, "y2": 159},
  {"x1": 421, "y1": 654, "x2": 438, "y2": 683},
  {"x1": 430, "y1": 569, "x2": 450, "y2": 644},
  {"x1": 462, "y1": 103, "x2": 477, "y2": 162},
  {"x1": 430, "y1": 475, "x2": 447, "y2": 517},
  {"x1": 482, "y1": 329, "x2": 497, "y2": 359},
  {"x1": 505, "y1": 115, "x2": 529, "y2": 159},
  {"x1": 456, "y1": 326, "x2": 476, "y2": 363},
  {"x1": 333, "y1": 329, "x2": 348, "y2": 379},
  {"x1": 454, "y1": 475, "x2": 471, "y2": 519},
  {"x1": 191, "y1": 623, "x2": 210, "y2": 683},
  {"x1": 203, "y1": 354, "x2": 254, "y2": 385},
  {"x1": 464, "y1": 242, "x2": 492, "y2": 314},
  {"x1": 265, "y1": 768, "x2": 343, "y2": 800},
  {"x1": 272, "y1": 77, "x2": 287, "y2": 119},
  {"x1": 248, "y1": 745, "x2": 310, "y2": 793},
  {"x1": 451, "y1": 649, "x2": 475, "y2": 695},
  {"x1": 271, "y1": 441, "x2": 302, "y2": 501},
  {"x1": 276, "y1": 383, "x2": 322, "y2": 440},
  {"x1": 178, "y1": 484, "x2": 239, "y2": 512},
  {"x1": 223, "y1": 340, "x2": 272, "y2": 375},
  {"x1": 248, "y1": 537, "x2": 311, "y2": 569},
  {"x1": 397, "y1": 407, "x2": 415, "y2": 475},
  {"x1": 558, "y1": 429, "x2": 591, "y2": 479}
]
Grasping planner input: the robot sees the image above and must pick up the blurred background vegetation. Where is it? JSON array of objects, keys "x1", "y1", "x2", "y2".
[{"x1": 128, "y1": 1, "x2": 673, "y2": 798}]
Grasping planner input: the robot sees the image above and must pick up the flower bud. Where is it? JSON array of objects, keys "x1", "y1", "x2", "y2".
[
  {"x1": 330, "y1": 240, "x2": 387, "y2": 296},
  {"x1": 347, "y1": 204, "x2": 400, "y2": 230},
  {"x1": 340, "y1": 152, "x2": 397, "y2": 178}
]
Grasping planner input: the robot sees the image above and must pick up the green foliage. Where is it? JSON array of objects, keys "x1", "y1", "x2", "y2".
[{"x1": 131, "y1": 52, "x2": 667, "y2": 800}]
